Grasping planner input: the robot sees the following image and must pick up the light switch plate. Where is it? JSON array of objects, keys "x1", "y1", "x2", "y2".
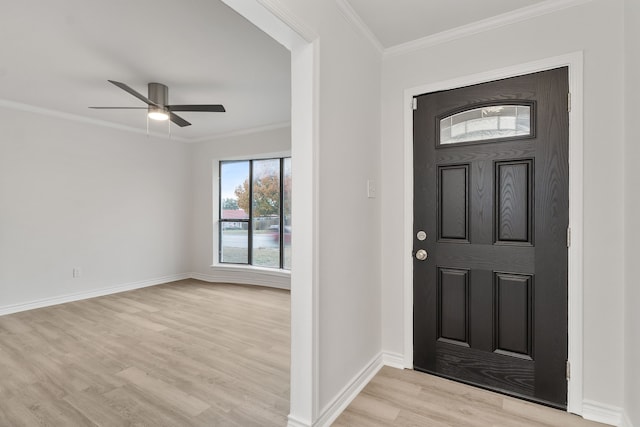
[{"x1": 367, "y1": 179, "x2": 376, "y2": 198}]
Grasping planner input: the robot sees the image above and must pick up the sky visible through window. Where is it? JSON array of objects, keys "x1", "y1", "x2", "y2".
[{"x1": 220, "y1": 161, "x2": 249, "y2": 200}]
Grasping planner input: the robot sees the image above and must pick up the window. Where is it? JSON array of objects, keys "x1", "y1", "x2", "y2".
[
  {"x1": 219, "y1": 157, "x2": 291, "y2": 270},
  {"x1": 439, "y1": 103, "x2": 533, "y2": 145}
]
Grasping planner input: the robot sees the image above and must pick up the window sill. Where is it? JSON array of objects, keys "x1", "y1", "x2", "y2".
[
  {"x1": 210, "y1": 264, "x2": 290, "y2": 277},
  {"x1": 200, "y1": 264, "x2": 291, "y2": 290}
]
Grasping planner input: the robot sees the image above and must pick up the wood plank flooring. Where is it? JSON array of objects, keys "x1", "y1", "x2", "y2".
[
  {"x1": 335, "y1": 366, "x2": 609, "y2": 427},
  {"x1": 0, "y1": 279, "x2": 291, "y2": 426},
  {"x1": 0, "y1": 280, "x2": 611, "y2": 426}
]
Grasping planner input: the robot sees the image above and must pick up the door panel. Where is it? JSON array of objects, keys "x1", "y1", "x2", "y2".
[
  {"x1": 438, "y1": 165, "x2": 469, "y2": 241},
  {"x1": 494, "y1": 272, "x2": 533, "y2": 358},
  {"x1": 413, "y1": 68, "x2": 569, "y2": 409},
  {"x1": 495, "y1": 160, "x2": 533, "y2": 244},
  {"x1": 437, "y1": 267, "x2": 470, "y2": 345}
]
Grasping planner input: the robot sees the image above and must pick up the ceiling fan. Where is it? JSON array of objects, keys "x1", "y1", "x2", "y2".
[{"x1": 90, "y1": 80, "x2": 226, "y2": 127}]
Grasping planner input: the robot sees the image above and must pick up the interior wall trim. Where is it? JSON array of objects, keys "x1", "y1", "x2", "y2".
[
  {"x1": 0, "y1": 271, "x2": 292, "y2": 318},
  {"x1": 256, "y1": 0, "x2": 318, "y2": 44},
  {"x1": 0, "y1": 99, "x2": 188, "y2": 141},
  {"x1": 334, "y1": 0, "x2": 384, "y2": 54},
  {"x1": 621, "y1": 411, "x2": 634, "y2": 427},
  {"x1": 381, "y1": 351, "x2": 405, "y2": 370},
  {"x1": 314, "y1": 352, "x2": 385, "y2": 427},
  {"x1": 583, "y1": 400, "x2": 629, "y2": 427},
  {"x1": 286, "y1": 416, "x2": 310, "y2": 427},
  {"x1": 192, "y1": 269, "x2": 291, "y2": 290},
  {"x1": 0, "y1": 273, "x2": 191, "y2": 317},
  {"x1": 190, "y1": 121, "x2": 291, "y2": 143},
  {"x1": 402, "y1": 52, "x2": 585, "y2": 415},
  {"x1": 0, "y1": 100, "x2": 289, "y2": 144},
  {"x1": 383, "y1": 0, "x2": 594, "y2": 59}
]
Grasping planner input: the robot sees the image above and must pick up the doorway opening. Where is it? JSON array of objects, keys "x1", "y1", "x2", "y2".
[{"x1": 219, "y1": 1, "x2": 319, "y2": 423}]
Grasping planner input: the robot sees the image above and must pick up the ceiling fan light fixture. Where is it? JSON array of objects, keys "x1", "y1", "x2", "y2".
[
  {"x1": 148, "y1": 107, "x2": 169, "y2": 121},
  {"x1": 93, "y1": 80, "x2": 225, "y2": 128}
]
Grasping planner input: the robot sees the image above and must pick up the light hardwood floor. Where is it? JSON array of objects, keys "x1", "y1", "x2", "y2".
[
  {"x1": 0, "y1": 279, "x2": 290, "y2": 426},
  {"x1": 0, "y1": 280, "x2": 611, "y2": 426},
  {"x1": 336, "y1": 366, "x2": 609, "y2": 427}
]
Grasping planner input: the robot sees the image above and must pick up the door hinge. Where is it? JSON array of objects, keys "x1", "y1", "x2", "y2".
[
  {"x1": 567, "y1": 227, "x2": 571, "y2": 248},
  {"x1": 566, "y1": 360, "x2": 571, "y2": 380},
  {"x1": 568, "y1": 92, "x2": 572, "y2": 113},
  {"x1": 412, "y1": 98, "x2": 418, "y2": 110}
]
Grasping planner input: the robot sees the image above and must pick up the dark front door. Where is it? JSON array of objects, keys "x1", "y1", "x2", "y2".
[{"x1": 413, "y1": 68, "x2": 569, "y2": 408}]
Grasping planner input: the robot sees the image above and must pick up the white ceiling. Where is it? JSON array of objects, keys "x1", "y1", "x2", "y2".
[
  {"x1": 1, "y1": 0, "x2": 557, "y2": 141},
  {"x1": 345, "y1": 0, "x2": 548, "y2": 48},
  {"x1": 0, "y1": 0, "x2": 291, "y2": 141}
]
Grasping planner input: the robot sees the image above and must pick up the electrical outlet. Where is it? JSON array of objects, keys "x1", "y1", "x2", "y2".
[{"x1": 73, "y1": 267, "x2": 82, "y2": 278}]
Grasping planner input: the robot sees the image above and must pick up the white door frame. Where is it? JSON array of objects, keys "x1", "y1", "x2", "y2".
[{"x1": 402, "y1": 52, "x2": 584, "y2": 415}]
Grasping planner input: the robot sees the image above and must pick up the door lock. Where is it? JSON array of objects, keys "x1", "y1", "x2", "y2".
[{"x1": 415, "y1": 249, "x2": 428, "y2": 261}]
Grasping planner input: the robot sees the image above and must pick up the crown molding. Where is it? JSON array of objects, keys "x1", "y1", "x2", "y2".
[
  {"x1": 0, "y1": 99, "x2": 190, "y2": 142},
  {"x1": 384, "y1": 0, "x2": 595, "y2": 59},
  {"x1": 222, "y1": 0, "x2": 318, "y2": 49},
  {"x1": 191, "y1": 121, "x2": 291, "y2": 143},
  {"x1": 257, "y1": 0, "x2": 318, "y2": 43},
  {"x1": 335, "y1": 0, "x2": 384, "y2": 55},
  {"x1": 0, "y1": 99, "x2": 290, "y2": 144}
]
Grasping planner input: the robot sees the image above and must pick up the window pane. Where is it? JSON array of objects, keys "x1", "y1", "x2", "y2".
[
  {"x1": 220, "y1": 161, "x2": 250, "y2": 264},
  {"x1": 220, "y1": 227, "x2": 248, "y2": 264},
  {"x1": 220, "y1": 161, "x2": 250, "y2": 220},
  {"x1": 251, "y1": 159, "x2": 281, "y2": 268},
  {"x1": 283, "y1": 158, "x2": 292, "y2": 270},
  {"x1": 440, "y1": 105, "x2": 531, "y2": 145}
]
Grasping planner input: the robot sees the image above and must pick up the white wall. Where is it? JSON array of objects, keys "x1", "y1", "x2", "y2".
[
  {"x1": 250, "y1": 0, "x2": 383, "y2": 418},
  {"x1": 380, "y1": 0, "x2": 626, "y2": 410},
  {"x1": 315, "y1": 32, "x2": 382, "y2": 412},
  {"x1": 0, "y1": 108, "x2": 191, "y2": 312},
  {"x1": 189, "y1": 126, "x2": 291, "y2": 287},
  {"x1": 313, "y1": 17, "x2": 382, "y2": 415},
  {"x1": 624, "y1": 0, "x2": 640, "y2": 425}
]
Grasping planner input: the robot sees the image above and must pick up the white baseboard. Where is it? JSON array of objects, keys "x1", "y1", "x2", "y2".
[
  {"x1": 191, "y1": 267, "x2": 290, "y2": 290},
  {"x1": 286, "y1": 352, "x2": 403, "y2": 427},
  {"x1": 0, "y1": 269, "x2": 289, "y2": 317},
  {"x1": 382, "y1": 351, "x2": 405, "y2": 369},
  {"x1": 583, "y1": 399, "x2": 628, "y2": 426},
  {"x1": 287, "y1": 415, "x2": 311, "y2": 427},
  {"x1": 314, "y1": 353, "x2": 385, "y2": 427},
  {"x1": 0, "y1": 273, "x2": 190, "y2": 316},
  {"x1": 620, "y1": 411, "x2": 634, "y2": 427}
]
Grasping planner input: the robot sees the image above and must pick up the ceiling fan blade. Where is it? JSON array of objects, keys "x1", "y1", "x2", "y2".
[
  {"x1": 89, "y1": 107, "x2": 148, "y2": 109},
  {"x1": 169, "y1": 112, "x2": 191, "y2": 127},
  {"x1": 108, "y1": 80, "x2": 157, "y2": 106},
  {"x1": 167, "y1": 104, "x2": 226, "y2": 113}
]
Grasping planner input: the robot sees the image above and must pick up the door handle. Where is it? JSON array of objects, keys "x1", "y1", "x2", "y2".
[{"x1": 415, "y1": 249, "x2": 428, "y2": 261}]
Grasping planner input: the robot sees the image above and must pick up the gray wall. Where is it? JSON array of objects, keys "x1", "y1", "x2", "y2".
[{"x1": 624, "y1": 0, "x2": 640, "y2": 425}]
